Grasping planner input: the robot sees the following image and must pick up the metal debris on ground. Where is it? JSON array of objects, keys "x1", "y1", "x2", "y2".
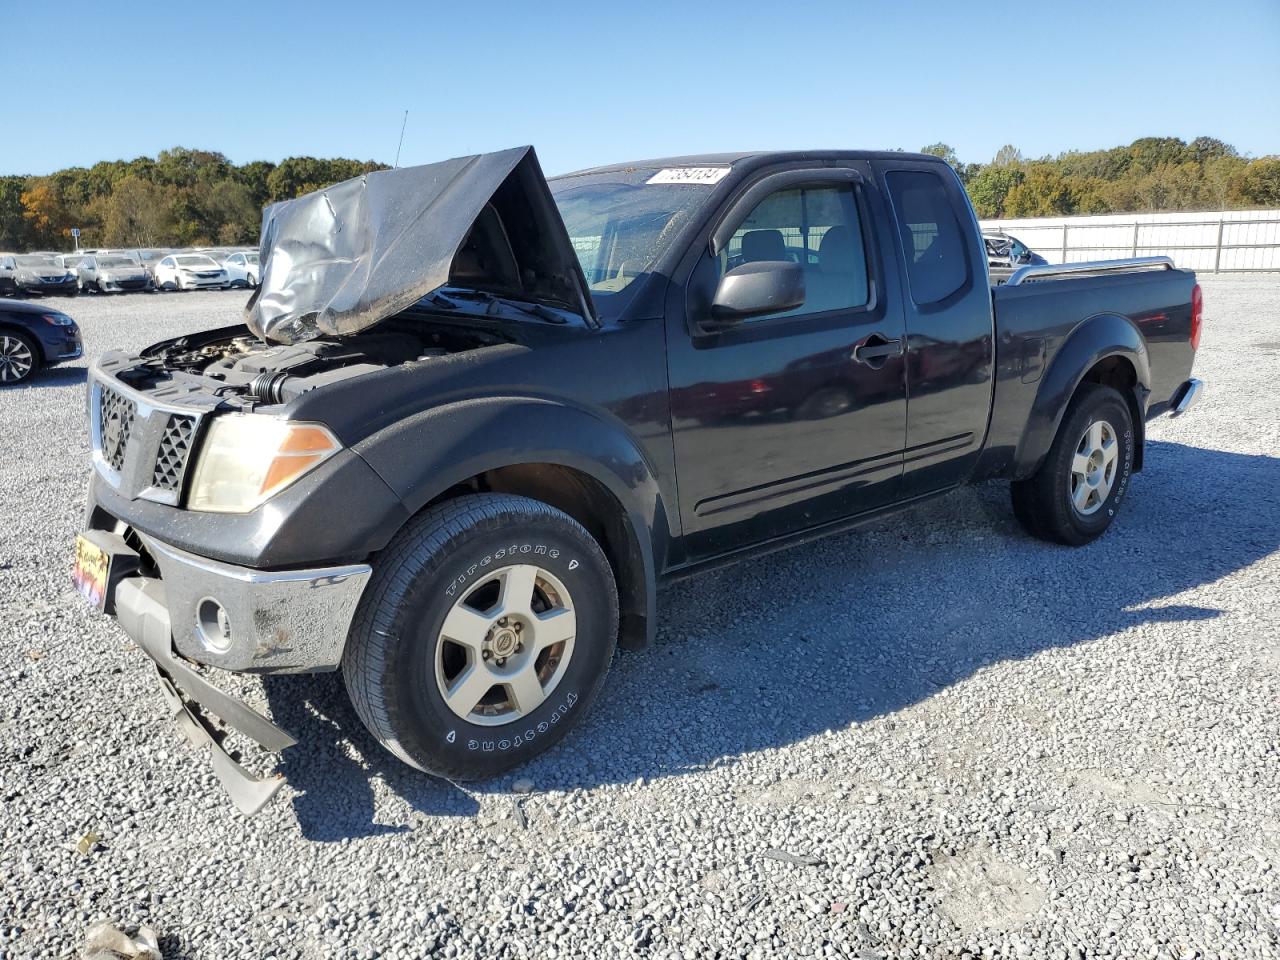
[
  {"x1": 760, "y1": 848, "x2": 822, "y2": 867},
  {"x1": 512, "y1": 797, "x2": 528, "y2": 830},
  {"x1": 80, "y1": 921, "x2": 161, "y2": 960}
]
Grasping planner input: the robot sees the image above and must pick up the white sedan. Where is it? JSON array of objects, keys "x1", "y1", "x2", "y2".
[
  {"x1": 222, "y1": 251, "x2": 261, "y2": 288},
  {"x1": 153, "y1": 254, "x2": 230, "y2": 291}
]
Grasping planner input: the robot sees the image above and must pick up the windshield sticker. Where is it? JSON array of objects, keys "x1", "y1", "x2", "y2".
[{"x1": 647, "y1": 167, "x2": 731, "y2": 185}]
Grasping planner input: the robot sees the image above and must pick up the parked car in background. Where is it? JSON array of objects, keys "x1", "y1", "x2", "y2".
[
  {"x1": 0, "y1": 297, "x2": 82, "y2": 384},
  {"x1": 984, "y1": 230, "x2": 1048, "y2": 284},
  {"x1": 194, "y1": 248, "x2": 234, "y2": 264},
  {"x1": 222, "y1": 251, "x2": 260, "y2": 287},
  {"x1": 58, "y1": 254, "x2": 84, "y2": 280},
  {"x1": 0, "y1": 254, "x2": 16, "y2": 296},
  {"x1": 76, "y1": 254, "x2": 150, "y2": 293},
  {"x1": 11, "y1": 254, "x2": 79, "y2": 297},
  {"x1": 152, "y1": 254, "x2": 230, "y2": 291}
]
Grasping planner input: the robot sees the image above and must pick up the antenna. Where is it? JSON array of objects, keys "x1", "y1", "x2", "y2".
[{"x1": 394, "y1": 110, "x2": 409, "y2": 169}]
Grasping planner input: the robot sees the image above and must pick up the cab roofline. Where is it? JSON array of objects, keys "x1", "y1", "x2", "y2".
[{"x1": 550, "y1": 150, "x2": 947, "y2": 180}]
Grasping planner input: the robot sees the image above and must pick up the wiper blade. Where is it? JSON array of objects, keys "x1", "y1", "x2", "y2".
[{"x1": 433, "y1": 288, "x2": 569, "y2": 324}]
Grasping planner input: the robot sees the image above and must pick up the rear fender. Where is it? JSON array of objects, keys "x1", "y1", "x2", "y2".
[
  {"x1": 1013, "y1": 313, "x2": 1151, "y2": 479},
  {"x1": 353, "y1": 396, "x2": 668, "y2": 647}
]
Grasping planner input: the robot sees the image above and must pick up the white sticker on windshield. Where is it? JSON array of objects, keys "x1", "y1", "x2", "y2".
[{"x1": 646, "y1": 167, "x2": 731, "y2": 185}]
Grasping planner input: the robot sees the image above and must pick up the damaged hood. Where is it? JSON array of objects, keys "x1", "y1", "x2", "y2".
[{"x1": 246, "y1": 146, "x2": 594, "y2": 344}]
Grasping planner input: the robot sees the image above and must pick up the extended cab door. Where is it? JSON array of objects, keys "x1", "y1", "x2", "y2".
[
  {"x1": 874, "y1": 160, "x2": 995, "y2": 496},
  {"x1": 666, "y1": 165, "x2": 908, "y2": 560}
]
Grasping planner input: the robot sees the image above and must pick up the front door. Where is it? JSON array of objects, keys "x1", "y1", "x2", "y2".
[{"x1": 667, "y1": 169, "x2": 909, "y2": 560}]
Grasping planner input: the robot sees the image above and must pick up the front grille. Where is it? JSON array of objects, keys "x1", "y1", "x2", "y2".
[
  {"x1": 98, "y1": 387, "x2": 136, "y2": 472},
  {"x1": 151, "y1": 415, "x2": 197, "y2": 492}
]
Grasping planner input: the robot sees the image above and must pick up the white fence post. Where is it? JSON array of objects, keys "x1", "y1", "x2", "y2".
[
  {"x1": 1061, "y1": 225, "x2": 1069, "y2": 262},
  {"x1": 1214, "y1": 220, "x2": 1225, "y2": 274}
]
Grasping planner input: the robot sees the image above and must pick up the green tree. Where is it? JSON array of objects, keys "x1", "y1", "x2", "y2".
[
  {"x1": 993, "y1": 144, "x2": 1023, "y2": 167},
  {"x1": 1237, "y1": 157, "x2": 1280, "y2": 207},
  {"x1": 0, "y1": 176, "x2": 31, "y2": 250},
  {"x1": 965, "y1": 165, "x2": 1025, "y2": 218},
  {"x1": 1003, "y1": 166, "x2": 1075, "y2": 217},
  {"x1": 90, "y1": 176, "x2": 175, "y2": 247}
]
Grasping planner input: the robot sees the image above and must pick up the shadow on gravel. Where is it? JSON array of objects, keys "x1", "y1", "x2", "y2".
[
  {"x1": 264, "y1": 672, "x2": 479, "y2": 841},
  {"x1": 24, "y1": 366, "x2": 87, "y2": 388},
  {"x1": 268, "y1": 440, "x2": 1279, "y2": 835}
]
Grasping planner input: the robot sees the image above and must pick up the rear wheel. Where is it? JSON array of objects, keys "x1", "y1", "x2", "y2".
[
  {"x1": 343, "y1": 494, "x2": 618, "y2": 780},
  {"x1": 0, "y1": 331, "x2": 39, "y2": 385},
  {"x1": 1011, "y1": 383, "x2": 1135, "y2": 545}
]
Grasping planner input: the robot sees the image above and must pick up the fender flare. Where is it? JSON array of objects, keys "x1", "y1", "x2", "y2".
[
  {"x1": 353, "y1": 395, "x2": 669, "y2": 647},
  {"x1": 1013, "y1": 313, "x2": 1152, "y2": 479}
]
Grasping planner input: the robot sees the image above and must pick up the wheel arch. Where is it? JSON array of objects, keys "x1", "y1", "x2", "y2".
[
  {"x1": 1013, "y1": 313, "x2": 1151, "y2": 480},
  {"x1": 354, "y1": 396, "x2": 670, "y2": 650}
]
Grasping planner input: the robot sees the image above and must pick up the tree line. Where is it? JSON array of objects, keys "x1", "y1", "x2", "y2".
[
  {"x1": 0, "y1": 147, "x2": 387, "y2": 252},
  {"x1": 923, "y1": 136, "x2": 1280, "y2": 219},
  {"x1": 2, "y1": 138, "x2": 1278, "y2": 252}
]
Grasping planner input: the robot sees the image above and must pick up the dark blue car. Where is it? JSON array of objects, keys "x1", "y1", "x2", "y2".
[{"x1": 0, "y1": 298, "x2": 83, "y2": 385}]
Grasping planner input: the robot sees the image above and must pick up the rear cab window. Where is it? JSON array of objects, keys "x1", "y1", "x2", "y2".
[{"x1": 885, "y1": 169, "x2": 970, "y2": 304}]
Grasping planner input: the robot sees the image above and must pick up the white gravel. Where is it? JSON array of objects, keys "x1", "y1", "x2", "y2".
[{"x1": 1, "y1": 278, "x2": 1278, "y2": 959}]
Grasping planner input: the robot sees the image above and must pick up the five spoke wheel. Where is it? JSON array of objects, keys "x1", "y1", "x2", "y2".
[
  {"x1": 1069, "y1": 419, "x2": 1118, "y2": 516},
  {"x1": 435, "y1": 564, "x2": 577, "y2": 726}
]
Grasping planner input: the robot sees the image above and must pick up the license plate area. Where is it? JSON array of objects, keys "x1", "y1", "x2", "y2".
[{"x1": 73, "y1": 530, "x2": 140, "y2": 614}]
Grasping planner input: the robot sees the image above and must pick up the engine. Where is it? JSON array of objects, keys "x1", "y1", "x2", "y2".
[{"x1": 131, "y1": 322, "x2": 506, "y2": 405}]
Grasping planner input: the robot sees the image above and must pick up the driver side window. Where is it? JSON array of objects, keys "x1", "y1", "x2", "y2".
[{"x1": 718, "y1": 184, "x2": 869, "y2": 323}]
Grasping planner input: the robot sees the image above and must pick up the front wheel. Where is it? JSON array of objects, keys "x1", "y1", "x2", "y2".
[
  {"x1": 343, "y1": 494, "x2": 619, "y2": 780},
  {"x1": 1011, "y1": 383, "x2": 1135, "y2": 546},
  {"x1": 0, "y1": 331, "x2": 40, "y2": 385}
]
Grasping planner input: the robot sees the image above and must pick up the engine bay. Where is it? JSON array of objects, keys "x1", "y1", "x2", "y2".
[{"x1": 124, "y1": 319, "x2": 509, "y2": 406}]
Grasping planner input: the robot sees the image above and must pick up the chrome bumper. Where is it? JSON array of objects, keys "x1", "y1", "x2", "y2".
[
  {"x1": 96, "y1": 530, "x2": 371, "y2": 813},
  {"x1": 1171, "y1": 377, "x2": 1204, "y2": 416},
  {"x1": 136, "y1": 533, "x2": 371, "y2": 674}
]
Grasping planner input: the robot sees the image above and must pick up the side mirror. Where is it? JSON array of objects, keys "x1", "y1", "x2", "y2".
[{"x1": 709, "y1": 260, "x2": 805, "y2": 326}]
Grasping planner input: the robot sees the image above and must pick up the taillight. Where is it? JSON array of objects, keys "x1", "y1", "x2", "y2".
[{"x1": 1190, "y1": 283, "x2": 1203, "y2": 351}]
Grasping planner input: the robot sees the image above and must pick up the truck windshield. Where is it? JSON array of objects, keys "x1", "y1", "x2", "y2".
[{"x1": 550, "y1": 169, "x2": 718, "y2": 316}]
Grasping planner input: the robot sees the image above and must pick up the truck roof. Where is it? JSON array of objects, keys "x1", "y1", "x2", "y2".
[{"x1": 554, "y1": 150, "x2": 947, "y2": 179}]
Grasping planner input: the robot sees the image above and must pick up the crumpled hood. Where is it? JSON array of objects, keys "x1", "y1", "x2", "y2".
[{"x1": 245, "y1": 145, "x2": 594, "y2": 344}]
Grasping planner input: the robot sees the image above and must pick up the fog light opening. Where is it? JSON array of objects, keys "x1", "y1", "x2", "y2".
[{"x1": 195, "y1": 597, "x2": 233, "y2": 654}]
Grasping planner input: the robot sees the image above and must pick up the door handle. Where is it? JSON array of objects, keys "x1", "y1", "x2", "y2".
[{"x1": 852, "y1": 334, "x2": 903, "y2": 367}]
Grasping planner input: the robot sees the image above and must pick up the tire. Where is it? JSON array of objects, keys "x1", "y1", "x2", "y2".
[
  {"x1": 343, "y1": 494, "x2": 619, "y2": 780},
  {"x1": 246, "y1": 272, "x2": 258, "y2": 289},
  {"x1": 1011, "y1": 383, "x2": 1135, "y2": 546},
  {"x1": 795, "y1": 384, "x2": 854, "y2": 421},
  {"x1": 0, "y1": 330, "x2": 40, "y2": 385}
]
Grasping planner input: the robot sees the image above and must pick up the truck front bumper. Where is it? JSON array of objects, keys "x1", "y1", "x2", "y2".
[{"x1": 83, "y1": 527, "x2": 371, "y2": 813}]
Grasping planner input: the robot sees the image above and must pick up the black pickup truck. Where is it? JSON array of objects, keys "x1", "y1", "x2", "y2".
[{"x1": 75, "y1": 147, "x2": 1204, "y2": 812}]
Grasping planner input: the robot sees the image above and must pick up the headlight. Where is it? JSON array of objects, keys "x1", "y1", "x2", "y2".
[
  {"x1": 40, "y1": 313, "x2": 73, "y2": 326},
  {"x1": 187, "y1": 415, "x2": 341, "y2": 513}
]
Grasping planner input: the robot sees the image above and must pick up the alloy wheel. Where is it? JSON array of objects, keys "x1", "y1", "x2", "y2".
[
  {"x1": 1069, "y1": 419, "x2": 1118, "y2": 516},
  {"x1": 0, "y1": 334, "x2": 34, "y2": 383},
  {"x1": 434, "y1": 563, "x2": 577, "y2": 726}
]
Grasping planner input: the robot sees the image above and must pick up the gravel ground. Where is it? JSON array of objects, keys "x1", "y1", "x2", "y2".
[{"x1": 1, "y1": 277, "x2": 1278, "y2": 960}]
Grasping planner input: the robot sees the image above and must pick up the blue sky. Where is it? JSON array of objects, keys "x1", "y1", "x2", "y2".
[{"x1": 3, "y1": 0, "x2": 1278, "y2": 176}]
